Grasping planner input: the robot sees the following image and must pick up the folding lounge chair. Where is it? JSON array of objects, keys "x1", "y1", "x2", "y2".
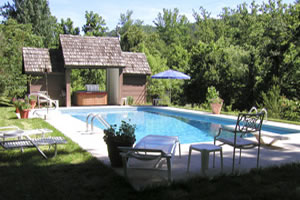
[
  {"x1": 30, "y1": 92, "x2": 59, "y2": 109},
  {"x1": 119, "y1": 135, "x2": 181, "y2": 182},
  {"x1": 214, "y1": 112, "x2": 265, "y2": 173},
  {"x1": 0, "y1": 126, "x2": 67, "y2": 159}
]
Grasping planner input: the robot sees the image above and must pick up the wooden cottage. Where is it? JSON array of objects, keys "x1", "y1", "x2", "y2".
[{"x1": 22, "y1": 34, "x2": 151, "y2": 106}]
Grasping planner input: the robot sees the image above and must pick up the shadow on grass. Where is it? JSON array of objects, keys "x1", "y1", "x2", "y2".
[
  {"x1": 1, "y1": 150, "x2": 300, "y2": 200},
  {"x1": 8, "y1": 115, "x2": 18, "y2": 120},
  {"x1": 139, "y1": 164, "x2": 300, "y2": 200},
  {"x1": 0, "y1": 150, "x2": 137, "y2": 200}
]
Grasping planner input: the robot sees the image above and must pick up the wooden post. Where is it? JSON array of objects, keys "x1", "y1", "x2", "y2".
[
  {"x1": 65, "y1": 68, "x2": 71, "y2": 107},
  {"x1": 119, "y1": 68, "x2": 123, "y2": 104}
]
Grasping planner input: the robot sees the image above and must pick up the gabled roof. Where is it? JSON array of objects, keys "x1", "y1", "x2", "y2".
[
  {"x1": 23, "y1": 35, "x2": 152, "y2": 75},
  {"x1": 22, "y1": 47, "x2": 52, "y2": 73},
  {"x1": 122, "y1": 52, "x2": 151, "y2": 75},
  {"x1": 60, "y1": 34, "x2": 126, "y2": 68}
]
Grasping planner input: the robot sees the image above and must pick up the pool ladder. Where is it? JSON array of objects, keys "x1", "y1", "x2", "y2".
[
  {"x1": 86, "y1": 113, "x2": 111, "y2": 132},
  {"x1": 248, "y1": 106, "x2": 268, "y2": 121}
]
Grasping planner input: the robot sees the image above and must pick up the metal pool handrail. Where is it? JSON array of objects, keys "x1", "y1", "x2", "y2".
[{"x1": 86, "y1": 113, "x2": 111, "y2": 132}]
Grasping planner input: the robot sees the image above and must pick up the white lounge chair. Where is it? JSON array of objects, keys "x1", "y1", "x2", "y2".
[
  {"x1": 0, "y1": 126, "x2": 67, "y2": 159},
  {"x1": 29, "y1": 92, "x2": 59, "y2": 109},
  {"x1": 119, "y1": 135, "x2": 181, "y2": 182}
]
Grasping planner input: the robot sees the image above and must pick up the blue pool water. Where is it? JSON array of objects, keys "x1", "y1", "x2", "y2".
[{"x1": 61, "y1": 107, "x2": 300, "y2": 144}]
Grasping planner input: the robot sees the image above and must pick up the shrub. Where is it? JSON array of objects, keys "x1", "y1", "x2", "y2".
[
  {"x1": 260, "y1": 85, "x2": 282, "y2": 119},
  {"x1": 127, "y1": 96, "x2": 134, "y2": 105},
  {"x1": 280, "y1": 97, "x2": 300, "y2": 121},
  {"x1": 260, "y1": 85, "x2": 300, "y2": 121}
]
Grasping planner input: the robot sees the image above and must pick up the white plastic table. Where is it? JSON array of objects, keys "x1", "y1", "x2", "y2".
[
  {"x1": 187, "y1": 143, "x2": 223, "y2": 175},
  {"x1": 121, "y1": 97, "x2": 128, "y2": 106}
]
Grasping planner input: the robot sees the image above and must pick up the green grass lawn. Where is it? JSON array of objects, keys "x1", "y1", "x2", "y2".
[{"x1": 0, "y1": 106, "x2": 300, "y2": 200}]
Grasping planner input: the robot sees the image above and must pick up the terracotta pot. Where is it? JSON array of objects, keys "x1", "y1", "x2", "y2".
[
  {"x1": 30, "y1": 100, "x2": 37, "y2": 109},
  {"x1": 211, "y1": 102, "x2": 223, "y2": 114},
  {"x1": 20, "y1": 109, "x2": 30, "y2": 119},
  {"x1": 15, "y1": 107, "x2": 20, "y2": 113},
  {"x1": 106, "y1": 139, "x2": 134, "y2": 167}
]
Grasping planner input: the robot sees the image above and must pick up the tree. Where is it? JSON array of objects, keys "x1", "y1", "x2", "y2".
[
  {"x1": 60, "y1": 18, "x2": 80, "y2": 35},
  {"x1": 186, "y1": 38, "x2": 251, "y2": 108},
  {"x1": 0, "y1": 19, "x2": 43, "y2": 98},
  {"x1": 144, "y1": 47, "x2": 169, "y2": 102},
  {"x1": 117, "y1": 10, "x2": 134, "y2": 34},
  {"x1": 280, "y1": 2, "x2": 300, "y2": 99},
  {"x1": 1, "y1": 0, "x2": 57, "y2": 48},
  {"x1": 193, "y1": 7, "x2": 218, "y2": 43},
  {"x1": 153, "y1": 8, "x2": 190, "y2": 47},
  {"x1": 82, "y1": 11, "x2": 108, "y2": 36},
  {"x1": 116, "y1": 10, "x2": 145, "y2": 51}
]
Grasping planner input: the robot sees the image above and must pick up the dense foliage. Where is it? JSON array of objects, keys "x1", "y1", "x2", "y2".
[
  {"x1": 0, "y1": 0, "x2": 299, "y2": 120},
  {"x1": 0, "y1": 19, "x2": 43, "y2": 98},
  {"x1": 1, "y1": 0, "x2": 57, "y2": 47}
]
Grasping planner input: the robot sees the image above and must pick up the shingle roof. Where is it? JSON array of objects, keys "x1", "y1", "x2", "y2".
[
  {"x1": 23, "y1": 35, "x2": 152, "y2": 75},
  {"x1": 22, "y1": 47, "x2": 52, "y2": 73},
  {"x1": 122, "y1": 52, "x2": 151, "y2": 75},
  {"x1": 60, "y1": 34, "x2": 126, "y2": 67}
]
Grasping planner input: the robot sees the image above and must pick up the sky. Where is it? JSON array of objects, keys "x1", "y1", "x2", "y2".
[{"x1": 0, "y1": 0, "x2": 296, "y2": 31}]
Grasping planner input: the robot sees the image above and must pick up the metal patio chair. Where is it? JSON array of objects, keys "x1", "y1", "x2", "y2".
[{"x1": 213, "y1": 112, "x2": 265, "y2": 173}]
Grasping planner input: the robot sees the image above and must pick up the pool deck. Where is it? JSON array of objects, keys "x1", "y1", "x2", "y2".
[{"x1": 44, "y1": 106, "x2": 300, "y2": 190}]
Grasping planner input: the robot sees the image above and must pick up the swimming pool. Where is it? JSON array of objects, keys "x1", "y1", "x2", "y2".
[{"x1": 61, "y1": 107, "x2": 300, "y2": 144}]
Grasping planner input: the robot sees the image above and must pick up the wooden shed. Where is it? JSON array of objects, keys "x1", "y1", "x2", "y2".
[
  {"x1": 22, "y1": 47, "x2": 66, "y2": 105},
  {"x1": 22, "y1": 34, "x2": 151, "y2": 106},
  {"x1": 122, "y1": 52, "x2": 151, "y2": 104}
]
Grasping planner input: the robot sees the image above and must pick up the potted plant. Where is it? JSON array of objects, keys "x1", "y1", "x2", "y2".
[
  {"x1": 18, "y1": 97, "x2": 31, "y2": 119},
  {"x1": 103, "y1": 120, "x2": 136, "y2": 167},
  {"x1": 206, "y1": 86, "x2": 223, "y2": 114},
  {"x1": 12, "y1": 97, "x2": 21, "y2": 113},
  {"x1": 29, "y1": 95, "x2": 37, "y2": 109},
  {"x1": 127, "y1": 96, "x2": 134, "y2": 105}
]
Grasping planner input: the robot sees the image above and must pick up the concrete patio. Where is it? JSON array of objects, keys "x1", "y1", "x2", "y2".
[{"x1": 45, "y1": 107, "x2": 300, "y2": 190}]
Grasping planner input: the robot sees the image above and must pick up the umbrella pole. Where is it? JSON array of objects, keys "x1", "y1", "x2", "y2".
[{"x1": 170, "y1": 88, "x2": 172, "y2": 104}]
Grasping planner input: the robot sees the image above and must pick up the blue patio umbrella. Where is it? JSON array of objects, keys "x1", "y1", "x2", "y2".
[
  {"x1": 151, "y1": 69, "x2": 190, "y2": 103},
  {"x1": 151, "y1": 69, "x2": 190, "y2": 80}
]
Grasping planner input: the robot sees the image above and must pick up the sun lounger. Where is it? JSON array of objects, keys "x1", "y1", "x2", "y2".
[
  {"x1": 30, "y1": 92, "x2": 59, "y2": 108},
  {"x1": 0, "y1": 126, "x2": 67, "y2": 159},
  {"x1": 221, "y1": 124, "x2": 289, "y2": 146},
  {"x1": 252, "y1": 131, "x2": 289, "y2": 146},
  {"x1": 119, "y1": 135, "x2": 181, "y2": 182}
]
